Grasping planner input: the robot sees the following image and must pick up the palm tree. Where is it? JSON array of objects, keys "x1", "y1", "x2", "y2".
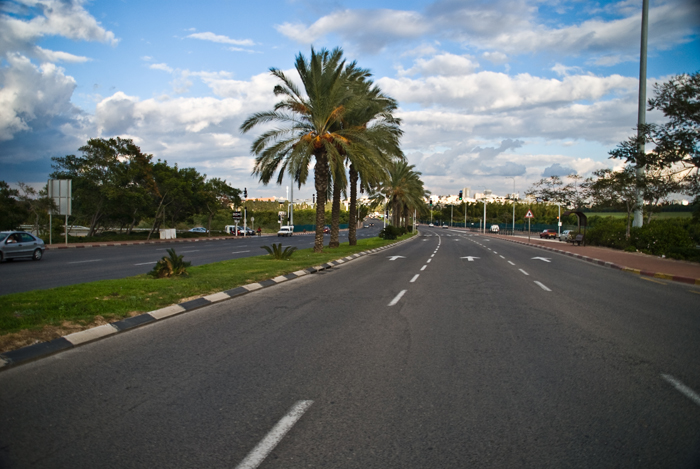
[
  {"x1": 375, "y1": 161, "x2": 428, "y2": 229},
  {"x1": 328, "y1": 76, "x2": 404, "y2": 247},
  {"x1": 240, "y1": 47, "x2": 357, "y2": 252}
]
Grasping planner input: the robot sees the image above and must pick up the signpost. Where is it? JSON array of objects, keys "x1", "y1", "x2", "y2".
[
  {"x1": 48, "y1": 179, "x2": 71, "y2": 245},
  {"x1": 525, "y1": 209, "x2": 534, "y2": 242},
  {"x1": 232, "y1": 210, "x2": 242, "y2": 236}
]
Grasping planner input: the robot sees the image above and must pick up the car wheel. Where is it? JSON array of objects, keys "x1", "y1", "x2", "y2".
[{"x1": 32, "y1": 249, "x2": 43, "y2": 261}]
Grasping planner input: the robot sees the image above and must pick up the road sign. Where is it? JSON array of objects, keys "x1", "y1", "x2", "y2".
[
  {"x1": 525, "y1": 210, "x2": 534, "y2": 218},
  {"x1": 232, "y1": 211, "x2": 242, "y2": 220}
]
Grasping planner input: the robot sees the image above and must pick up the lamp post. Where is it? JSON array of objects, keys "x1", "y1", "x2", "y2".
[{"x1": 506, "y1": 177, "x2": 516, "y2": 236}]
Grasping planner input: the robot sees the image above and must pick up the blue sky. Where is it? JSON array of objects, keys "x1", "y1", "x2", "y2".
[{"x1": 1, "y1": 0, "x2": 699, "y2": 200}]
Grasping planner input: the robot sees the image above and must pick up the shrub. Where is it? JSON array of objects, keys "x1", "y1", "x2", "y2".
[
  {"x1": 585, "y1": 218, "x2": 628, "y2": 250},
  {"x1": 378, "y1": 225, "x2": 405, "y2": 240},
  {"x1": 261, "y1": 243, "x2": 297, "y2": 260},
  {"x1": 148, "y1": 248, "x2": 191, "y2": 278},
  {"x1": 665, "y1": 246, "x2": 700, "y2": 262},
  {"x1": 629, "y1": 220, "x2": 694, "y2": 256}
]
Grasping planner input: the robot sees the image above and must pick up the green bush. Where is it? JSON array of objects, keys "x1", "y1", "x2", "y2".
[
  {"x1": 148, "y1": 248, "x2": 191, "y2": 278},
  {"x1": 585, "y1": 218, "x2": 628, "y2": 250},
  {"x1": 378, "y1": 225, "x2": 405, "y2": 240},
  {"x1": 665, "y1": 246, "x2": 700, "y2": 261},
  {"x1": 629, "y1": 220, "x2": 694, "y2": 256},
  {"x1": 260, "y1": 243, "x2": 297, "y2": 260}
]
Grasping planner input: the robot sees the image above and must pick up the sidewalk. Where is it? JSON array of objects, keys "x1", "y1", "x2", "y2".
[{"x1": 459, "y1": 229, "x2": 700, "y2": 286}]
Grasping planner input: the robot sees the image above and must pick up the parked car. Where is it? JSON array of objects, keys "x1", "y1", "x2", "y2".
[
  {"x1": 236, "y1": 226, "x2": 254, "y2": 236},
  {"x1": 490, "y1": 224, "x2": 500, "y2": 233},
  {"x1": 0, "y1": 231, "x2": 45, "y2": 262},
  {"x1": 442, "y1": 224, "x2": 448, "y2": 229},
  {"x1": 188, "y1": 227, "x2": 207, "y2": 233},
  {"x1": 559, "y1": 230, "x2": 572, "y2": 241},
  {"x1": 277, "y1": 226, "x2": 294, "y2": 237},
  {"x1": 429, "y1": 223, "x2": 434, "y2": 227},
  {"x1": 539, "y1": 229, "x2": 558, "y2": 239}
]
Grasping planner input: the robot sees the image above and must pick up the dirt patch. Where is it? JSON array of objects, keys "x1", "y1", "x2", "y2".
[{"x1": 0, "y1": 311, "x2": 141, "y2": 354}]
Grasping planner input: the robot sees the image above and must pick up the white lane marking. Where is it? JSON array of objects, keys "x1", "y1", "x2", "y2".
[
  {"x1": 410, "y1": 274, "x2": 419, "y2": 283},
  {"x1": 534, "y1": 281, "x2": 551, "y2": 291},
  {"x1": 134, "y1": 261, "x2": 158, "y2": 266},
  {"x1": 430, "y1": 254, "x2": 435, "y2": 258},
  {"x1": 67, "y1": 259, "x2": 103, "y2": 264},
  {"x1": 461, "y1": 256, "x2": 480, "y2": 261},
  {"x1": 519, "y1": 269, "x2": 529, "y2": 276},
  {"x1": 662, "y1": 374, "x2": 700, "y2": 407},
  {"x1": 232, "y1": 250, "x2": 251, "y2": 254},
  {"x1": 499, "y1": 255, "x2": 505, "y2": 259},
  {"x1": 179, "y1": 250, "x2": 200, "y2": 253},
  {"x1": 427, "y1": 259, "x2": 432, "y2": 263},
  {"x1": 388, "y1": 290, "x2": 407, "y2": 306},
  {"x1": 493, "y1": 251, "x2": 497, "y2": 254},
  {"x1": 508, "y1": 261, "x2": 515, "y2": 265},
  {"x1": 421, "y1": 265, "x2": 427, "y2": 271},
  {"x1": 235, "y1": 400, "x2": 314, "y2": 469},
  {"x1": 532, "y1": 257, "x2": 551, "y2": 263}
]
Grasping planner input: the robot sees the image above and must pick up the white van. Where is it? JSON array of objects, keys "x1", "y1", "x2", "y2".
[
  {"x1": 490, "y1": 224, "x2": 500, "y2": 233},
  {"x1": 277, "y1": 226, "x2": 294, "y2": 237},
  {"x1": 224, "y1": 225, "x2": 237, "y2": 235}
]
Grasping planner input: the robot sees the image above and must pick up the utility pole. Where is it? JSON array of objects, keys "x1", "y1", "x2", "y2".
[
  {"x1": 290, "y1": 184, "x2": 294, "y2": 227},
  {"x1": 633, "y1": 0, "x2": 649, "y2": 228},
  {"x1": 507, "y1": 177, "x2": 516, "y2": 235},
  {"x1": 450, "y1": 204, "x2": 453, "y2": 227},
  {"x1": 483, "y1": 199, "x2": 487, "y2": 234}
]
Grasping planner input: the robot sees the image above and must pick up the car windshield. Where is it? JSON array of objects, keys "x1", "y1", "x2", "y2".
[{"x1": 0, "y1": 232, "x2": 8, "y2": 242}]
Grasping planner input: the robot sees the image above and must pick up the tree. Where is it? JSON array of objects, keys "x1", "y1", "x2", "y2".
[
  {"x1": 374, "y1": 161, "x2": 427, "y2": 229},
  {"x1": 17, "y1": 182, "x2": 55, "y2": 236},
  {"x1": 51, "y1": 138, "x2": 154, "y2": 237},
  {"x1": 201, "y1": 178, "x2": 241, "y2": 235},
  {"x1": 525, "y1": 176, "x2": 574, "y2": 206},
  {"x1": 242, "y1": 47, "x2": 366, "y2": 252},
  {"x1": 0, "y1": 181, "x2": 28, "y2": 230},
  {"x1": 584, "y1": 167, "x2": 639, "y2": 238}
]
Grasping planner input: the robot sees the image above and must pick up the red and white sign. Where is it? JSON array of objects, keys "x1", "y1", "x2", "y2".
[{"x1": 525, "y1": 210, "x2": 534, "y2": 218}]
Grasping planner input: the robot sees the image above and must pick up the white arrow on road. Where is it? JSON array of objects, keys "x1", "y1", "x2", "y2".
[
  {"x1": 387, "y1": 256, "x2": 406, "y2": 261},
  {"x1": 532, "y1": 257, "x2": 551, "y2": 263},
  {"x1": 460, "y1": 256, "x2": 480, "y2": 261}
]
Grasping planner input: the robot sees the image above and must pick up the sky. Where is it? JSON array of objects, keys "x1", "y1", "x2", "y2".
[{"x1": 1, "y1": 0, "x2": 699, "y2": 201}]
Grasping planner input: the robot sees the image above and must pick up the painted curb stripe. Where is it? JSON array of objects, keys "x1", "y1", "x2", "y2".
[
  {"x1": 111, "y1": 314, "x2": 156, "y2": 332},
  {"x1": 204, "y1": 292, "x2": 231, "y2": 303},
  {"x1": 224, "y1": 286, "x2": 249, "y2": 298},
  {"x1": 0, "y1": 337, "x2": 73, "y2": 365},
  {"x1": 243, "y1": 283, "x2": 263, "y2": 292},
  {"x1": 258, "y1": 279, "x2": 277, "y2": 288},
  {"x1": 180, "y1": 297, "x2": 213, "y2": 310},
  {"x1": 65, "y1": 324, "x2": 118, "y2": 346},
  {"x1": 150, "y1": 304, "x2": 186, "y2": 319},
  {"x1": 272, "y1": 276, "x2": 289, "y2": 283}
]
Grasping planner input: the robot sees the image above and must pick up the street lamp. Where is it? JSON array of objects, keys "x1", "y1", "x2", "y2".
[{"x1": 506, "y1": 177, "x2": 516, "y2": 236}]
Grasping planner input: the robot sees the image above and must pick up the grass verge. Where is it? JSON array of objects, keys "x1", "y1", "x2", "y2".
[{"x1": 0, "y1": 234, "x2": 414, "y2": 352}]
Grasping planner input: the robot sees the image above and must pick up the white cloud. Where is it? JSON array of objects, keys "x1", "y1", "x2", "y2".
[
  {"x1": 186, "y1": 32, "x2": 254, "y2": 46},
  {"x1": 0, "y1": 53, "x2": 77, "y2": 141},
  {"x1": 149, "y1": 63, "x2": 174, "y2": 73},
  {"x1": 34, "y1": 46, "x2": 90, "y2": 63},
  {"x1": 481, "y1": 51, "x2": 508, "y2": 65},
  {"x1": 398, "y1": 53, "x2": 478, "y2": 77}
]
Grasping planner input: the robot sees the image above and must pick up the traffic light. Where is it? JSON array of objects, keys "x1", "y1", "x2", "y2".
[
  {"x1": 312, "y1": 194, "x2": 315, "y2": 203},
  {"x1": 243, "y1": 188, "x2": 247, "y2": 199},
  {"x1": 459, "y1": 190, "x2": 463, "y2": 201},
  {"x1": 429, "y1": 199, "x2": 433, "y2": 207}
]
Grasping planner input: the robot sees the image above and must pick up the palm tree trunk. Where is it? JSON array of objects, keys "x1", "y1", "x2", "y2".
[
  {"x1": 329, "y1": 178, "x2": 341, "y2": 248},
  {"x1": 348, "y1": 165, "x2": 358, "y2": 246},
  {"x1": 392, "y1": 197, "x2": 400, "y2": 226},
  {"x1": 314, "y1": 154, "x2": 329, "y2": 252},
  {"x1": 403, "y1": 205, "x2": 409, "y2": 230}
]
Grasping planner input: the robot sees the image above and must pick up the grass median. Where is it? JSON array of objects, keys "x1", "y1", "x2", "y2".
[{"x1": 0, "y1": 233, "x2": 414, "y2": 352}]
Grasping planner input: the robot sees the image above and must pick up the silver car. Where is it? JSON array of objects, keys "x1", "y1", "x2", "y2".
[
  {"x1": 0, "y1": 231, "x2": 45, "y2": 261},
  {"x1": 559, "y1": 230, "x2": 572, "y2": 241}
]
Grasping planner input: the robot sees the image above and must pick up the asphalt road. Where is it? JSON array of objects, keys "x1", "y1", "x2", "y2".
[
  {"x1": 1, "y1": 226, "x2": 699, "y2": 468},
  {"x1": 0, "y1": 225, "x2": 383, "y2": 295}
]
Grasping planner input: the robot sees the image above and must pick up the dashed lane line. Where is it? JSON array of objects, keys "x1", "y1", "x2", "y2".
[
  {"x1": 234, "y1": 400, "x2": 314, "y2": 469},
  {"x1": 662, "y1": 374, "x2": 700, "y2": 407},
  {"x1": 410, "y1": 274, "x2": 419, "y2": 283},
  {"x1": 421, "y1": 265, "x2": 427, "y2": 271},
  {"x1": 534, "y1": 281, "x2": 551, "y2": 292},
  {"x1": 67, "y1": 259, "x2": 103, "y2": 264},
  {"x1": 519, "y1": 269, "x2": 529, "y2": 276},
  {"x1": 508, "y1": 261, "x2": 515, "y2": 266},
  {"x1": 388, "y1": 290, "x2": 407, "y2": 306}
]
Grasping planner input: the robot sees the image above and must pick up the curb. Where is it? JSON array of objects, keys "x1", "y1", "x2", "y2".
[
  {"x1": 45, "y1": 235, "x2": 254, "y2": 250},
  {"x1": 0, "y1": 235, "x2": 416, "y2": 371},
  {"x1": 477, "y1": 232, "x2": 700, "y2": 286}
]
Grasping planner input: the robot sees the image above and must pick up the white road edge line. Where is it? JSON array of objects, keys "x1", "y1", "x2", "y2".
[
  {"x1": 388, "y1": 290, "x2": 407, "y2": 306},
  {"x1": 67, "y1": 259, "x2": 103, "y2": 264},
  {"x1": 662, "y1": 374, "x2": 700, "y2": 407},
  {"x1": 519, "y1": 269, "x2": 529, "y2": 276},
  {"x1": 134, "y1": 261, "x2": 157, "y2": 266},
  {"x1": 232, "y1": 250, "x2": 251, "y2": 254},
  {"x1": 534, "y1": 281, "x2": 551, "y2": 291},
  {"x1": 420, "y1": 265, "x2": 427, "y2": 271},
  {"x1": 235, "y1": 400, "x2": 314, "y2": 469},
  {"x1": 410, "y1": 274, "x2": 419, "y2": 283}
]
